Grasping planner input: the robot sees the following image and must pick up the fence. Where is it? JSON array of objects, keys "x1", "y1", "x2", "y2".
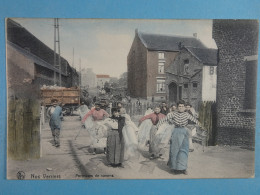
[
  {"x1": 198, "y1": 101, "x2": 217, "y2": 146},
  {"x1": 8, "y1": 98, "x2": 41, "y2": 160},
  {"x1": 123, "y1": 102, "x2": 155, "y2": 117}
]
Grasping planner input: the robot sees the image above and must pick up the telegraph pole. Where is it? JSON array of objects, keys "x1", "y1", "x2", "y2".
[
  {"x1": 53, "y1": 18, "x2": 62, "y2": 86},
  {"x1": 72, "y1": 48, "x2": 74, "y2": 68},
  {"x1": 53, "y1": 19, "x2": 56, "y2": 85},
  {"x1": 79, "y1": 58, "x2": 81, "y2": 87}
]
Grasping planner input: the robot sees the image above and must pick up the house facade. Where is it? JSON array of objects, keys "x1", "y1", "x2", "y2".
[
  {"x1": 127, "y1": 29, "x2": 207, "y2": 101},
  {"x1": 81, "y1": 68, "x2": 96, "y2": 88},
  {"x1": 96, "y1": 74, "x2": 110, "y2": 88},
  {"x1": 212, "y1": 20, "x2": 258, "y2": 147},
  {"x1": 166, "y1": 46, "x2": 217, "y2": 110}
]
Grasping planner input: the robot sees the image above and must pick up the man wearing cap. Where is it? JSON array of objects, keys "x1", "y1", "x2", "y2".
[{"x1": 47, "y1": 99, "x2": 63, "y2": 147}]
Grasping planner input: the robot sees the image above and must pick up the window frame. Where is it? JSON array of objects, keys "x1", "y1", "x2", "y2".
[
  {"x1": 158, "y1": 62, "x2": 165, "y2": 74},
  {"x1": 158, "y1": 52, "x2": 165, "y2": 60},
  {"x1": 156, "y1": 78, "x2": 166, "y2": 93},
  {"x1": 210, "y1": 66, "x2": 214, "y2": 75}
]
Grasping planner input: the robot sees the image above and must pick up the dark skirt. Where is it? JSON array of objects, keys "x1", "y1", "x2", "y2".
[{"x1": 106, "y1": 130, "x2": 125, "y2": 165}]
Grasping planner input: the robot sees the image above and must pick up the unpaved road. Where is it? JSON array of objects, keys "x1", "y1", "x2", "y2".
[{"x1": 7, "y1": 116, "x2": 254, "y2": 180}]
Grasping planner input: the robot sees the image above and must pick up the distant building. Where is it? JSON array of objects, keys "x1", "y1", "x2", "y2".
[
  {"x1": 166, "y1": 46, "x2": 218, "y2": 110},
  {"x1": 127, "y1": 29, "x2": 207, "y2": 101},
  {"x1": 213, "y1": 20, "x2": 258, "y2": 147},
  {"x1": 81, "y1": 68, "x2": 96, "y2": 88},
  {"x1": 6, "y1": 18, "x2": 79, "y2": 98},
  {"x1": 96, "y1": 74, "x2": 110, "y2": 88}
]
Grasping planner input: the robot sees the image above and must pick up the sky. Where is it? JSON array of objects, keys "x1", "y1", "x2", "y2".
[{"x1": 12, "y1": 18, "x2": 217, "y2": 78}]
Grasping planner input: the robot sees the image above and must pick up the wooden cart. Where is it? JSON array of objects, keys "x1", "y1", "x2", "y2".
[{"x1": 41, "y1": 87, "x2": 80, "y2": 115}]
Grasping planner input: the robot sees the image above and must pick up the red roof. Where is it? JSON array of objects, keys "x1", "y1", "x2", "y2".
[{"x1": 96, "y1": 74, "x2": 110, "y2": 78}]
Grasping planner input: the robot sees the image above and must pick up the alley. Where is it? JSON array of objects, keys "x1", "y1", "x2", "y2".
[{"x1": 7, "y1": 115, "x2": 255, "y2": 180}]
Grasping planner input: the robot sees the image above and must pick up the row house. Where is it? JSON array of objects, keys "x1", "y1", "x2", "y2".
[{"x1": 127, "y1": 29, "x2": 207, "y2": 102}]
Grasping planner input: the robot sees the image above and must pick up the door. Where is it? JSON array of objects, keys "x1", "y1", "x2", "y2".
[{"x1": 168, "y1": 82, "x2": 177, "y2": 103}]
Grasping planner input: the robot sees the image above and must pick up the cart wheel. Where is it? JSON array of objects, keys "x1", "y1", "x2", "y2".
[
  {"x1": 70, "y1": 108, "x2": 74, "y2": 116},
  {"x1": 65, "y1": 108, "x2": 71, "y2": 116}
]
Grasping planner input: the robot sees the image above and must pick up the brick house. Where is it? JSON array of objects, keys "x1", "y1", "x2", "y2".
[
  {"x1": 166, "y1": 46, "x2": 218, "y2": 110},
  {"x1": 212, "y1": 20, "x2": 258, "y2": 147},
  {"x1": 6, "y1": 18, "x2": 79, "y2": 98},
  {"x1": 127, "y1": 29, "x2": 207, "y2": 101}
]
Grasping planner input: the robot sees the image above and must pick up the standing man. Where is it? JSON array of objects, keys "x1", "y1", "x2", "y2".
[
  {"x1": 47, "y1": 99, "x2": 63, "y2": 147},
  {"x1": 139, "y1": 106, "x2": 166, "y2": 159},
  {"x1": 160, "y1": 102, "x2": 169, "y2": 115}
]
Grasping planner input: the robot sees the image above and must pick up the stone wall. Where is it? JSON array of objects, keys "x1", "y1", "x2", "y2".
[{"x1": 212, "y1": 19, "x2": 259, "y2": 147}]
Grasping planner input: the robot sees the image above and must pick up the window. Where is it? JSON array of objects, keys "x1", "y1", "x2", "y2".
[
  {"x1": 156, "y1": 79, "x2": 166, "y2": 93},
  {"x1": 244, "y1": 59, "x2": 257, "y2": 109},
  {"x1": 184, "y1": 59, "x2": 190, "y2": 74},
  {"x1": 158, "y1": 62, "x2": 165, "y2": 74},
  {"x1": 210, "y1": 67, "x2": 214, "y2": 75},
  {"x1": 184, "y1": 59, "x2": 189, "y2": 64},
  {"x1": 158, "y1": 52, "x2": 165, "y2": 60},
  {"x1": 184, "y1": 83, "x2": 188, "y2": 88},
  {"x1": 193, "y1": 83, "x2": 198, "y2": 88}
]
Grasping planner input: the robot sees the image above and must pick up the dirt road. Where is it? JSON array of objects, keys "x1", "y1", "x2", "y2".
[{"x1": 7, "y1": 115, "x2": 254, "y2": 180}]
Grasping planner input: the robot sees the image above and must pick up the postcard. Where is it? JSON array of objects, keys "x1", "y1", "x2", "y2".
[{"x1": 6, "y1": 18, "x2": 258, "y2": 180}]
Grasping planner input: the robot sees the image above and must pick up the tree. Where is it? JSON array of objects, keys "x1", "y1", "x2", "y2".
[
  {"x1": 118, "y1": 72, "x2": 127, "y2": 88},
  {"x1": 104, "y1": 82, "x2": 111, "y2": 93}
]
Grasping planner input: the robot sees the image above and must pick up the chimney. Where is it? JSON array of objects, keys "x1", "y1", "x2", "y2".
[
  {"x1": 193, "y1": 33, "x2": 198, "y2": 38},
  {"x1": 135, "y1": 28, "x2": 138, "y2": 35}
]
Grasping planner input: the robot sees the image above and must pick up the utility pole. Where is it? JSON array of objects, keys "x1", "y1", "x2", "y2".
[
  {"x1": 72, "y1": 48, "x2": 74, "y2": 68},
  {"x1": 53, "y1": 18, "x2": 62, "y2": 86},
  {"x1": 79, "y1": 58, "x2": 81, "y2": 87}
]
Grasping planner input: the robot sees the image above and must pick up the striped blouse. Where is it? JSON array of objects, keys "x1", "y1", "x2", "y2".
[{"x1": 157, "y1": 111, "x2": 201, "y2": 128}]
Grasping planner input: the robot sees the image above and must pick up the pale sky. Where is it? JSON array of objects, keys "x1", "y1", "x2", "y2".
[{"x1": 13, "y1": 18, "x2": 217, "y2": 78}]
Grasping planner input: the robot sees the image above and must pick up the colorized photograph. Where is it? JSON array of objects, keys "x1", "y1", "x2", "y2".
[{"x1": 6, "y1": 18, "x2": 258, "y2": 179}]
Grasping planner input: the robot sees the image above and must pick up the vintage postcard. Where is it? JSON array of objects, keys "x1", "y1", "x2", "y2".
[{"x1": 6, "y1": 18, "x2": 258, "y2": 180}]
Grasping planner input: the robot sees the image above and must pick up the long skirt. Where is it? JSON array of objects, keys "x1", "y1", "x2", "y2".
[
  {"x1": 138, "y1": 119, "x2": 153, "y2": 148},
  {"x1": 106, "y1": 130, "x2": 125, "y2": 165},
  {"x1": 150, "y1": 123, "x2": 174, "y2": 156},
  {"x1": 122, "y1": 123, "x2": 139, "y2": 160},
  {"x1": 149, "y1": 125, "x2": 157, "y2": 153},
  {"x1": 84, "y1": 116, "x2": 94, "y2": 130},
  {"x1": 168, "y1": 127, "x2": 189, "y2": 171}
]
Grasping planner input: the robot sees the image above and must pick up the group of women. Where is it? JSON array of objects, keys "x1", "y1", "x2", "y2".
[{"x1": 79, "y1": 100, "x2": 205, "y2": 175}]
